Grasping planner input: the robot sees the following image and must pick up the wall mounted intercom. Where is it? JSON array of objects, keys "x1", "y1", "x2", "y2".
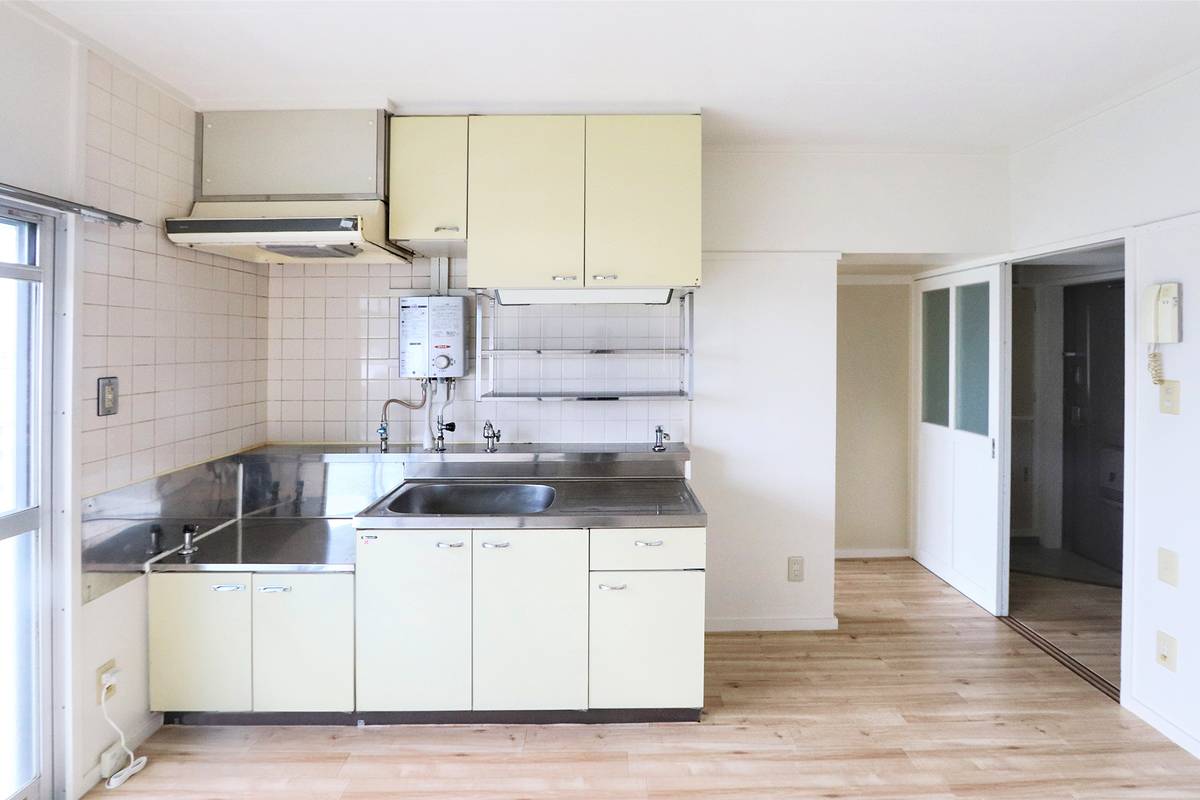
[{"x1": 1143, "y1": 282, "x2": 1182, "y2": 413}]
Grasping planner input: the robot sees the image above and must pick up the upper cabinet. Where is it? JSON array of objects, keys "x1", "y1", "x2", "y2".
[
  {"x1": 585, "y1": 115, "x2": 702, "y2": 288},
  {"x1": 388, "y1": 113, "x2": 702, "y2": 289},
  {"x1": 388, "y1": 116, "x2": 468, "y2": 250},
  {"x1": 467, "y1": 115, "x2": 586, "y2": 288}
]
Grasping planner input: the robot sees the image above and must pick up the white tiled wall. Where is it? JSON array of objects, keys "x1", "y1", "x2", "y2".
[
  {"x1": 78, "y1": 53, "x2": 268, "y2": 496},
  {"x1": 265, "y1": 260, "x2": 691, "y2": 446}
]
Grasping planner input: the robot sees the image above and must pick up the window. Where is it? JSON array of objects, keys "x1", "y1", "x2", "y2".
[
  {"x1": 921, "y1": 288, "x2": 950, "y2": 426},
  {"x1": 955, "y1": 282, "x2": 990, "y2": 436},
  {"x1": 0, "y1": 207, "x2": 50, "y2": 800}
]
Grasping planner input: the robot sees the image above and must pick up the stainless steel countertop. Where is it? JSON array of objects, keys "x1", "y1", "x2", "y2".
[
  {"x1": 151, "y1": 518, "x2": 356, "y2": 573},
  {"x1": 355, "y1": 478, "x2": 707, "y2": 530},
  {"x1": 243, "y1": 442, "x2": 691, "y2": 462}
]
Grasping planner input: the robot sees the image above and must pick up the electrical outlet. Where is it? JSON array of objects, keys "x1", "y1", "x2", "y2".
[
  {"x1": 787, "y1": 556, "x2": 805, "y2": 582},
  {"x1": 1160, "y1": 380, "x2": 1181, "y2": 415},
  {"x1": 96, "y1": 659, "x2": 116, "y2": 704},
  {"x1": 1157, "y1": 631, "x2": 1178, "y2": 672},
  {"x1": 1158, "y1": 548, "x2": 1180, "y2": 587}
]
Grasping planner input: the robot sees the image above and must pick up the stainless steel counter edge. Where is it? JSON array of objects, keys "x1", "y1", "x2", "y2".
[
  {"x1": 240, "y1": 442, "x2": 692, "y2": 463},
  {"x1": 151, "y1": 562, "x2": 354, "y2": 573},
  {"x1": 351, "y1": 512, "x2": 708, "y2": 530}
]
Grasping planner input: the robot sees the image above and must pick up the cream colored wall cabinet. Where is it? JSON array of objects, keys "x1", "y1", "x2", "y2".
[
  {"x1": 467, "y1": 115, "x2": 585, "y2": 288},
  {"x1": 585, "y1": 115, "x2": 702, "y2": 288},
  {"x1": 589, "y1": 570, "x2": 705, "y2": 708},
  {"x1": 356, "y1": 529, "x2": 472, "y2": 711},
  {"x1": 388, "y1": 116, "x2": 468, "y2": 249},
  {"x1": 251, "y1": 573, "x2": 354, "y2": 712},
  {"x1": 149, "y1": 572, "x2": 252, "y2": 712},
  {"x1": 472, "y1": 529, "x2": 589, "y2": 710}
]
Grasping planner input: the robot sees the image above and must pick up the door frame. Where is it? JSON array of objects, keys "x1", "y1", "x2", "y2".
[{"x1": 915, "y1": 230, "x2": 1135, "y2": 699}]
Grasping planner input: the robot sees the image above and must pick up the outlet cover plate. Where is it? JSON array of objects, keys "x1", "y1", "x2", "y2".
[
  {"x1": 1160, "y1": 380, "x2": 1181, "y2": 415},
  {"x1": 1158, "y1": 547, "x2": 1180, "y2": 587},
  {"x1": 96, "y1": 658, "x2": 115, "y2": 704},
  {"x1": 787, "y1": 556, "x2": 805, "y2": 582},
  {"x1": 1157, "y1": 631, "x2": 1178, "y2": 672}
]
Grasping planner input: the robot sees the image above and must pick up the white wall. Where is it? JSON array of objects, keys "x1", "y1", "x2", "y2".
[
  {"x1": 704, "y1": 150, "x2": 1010, "y2": 254},
  {"x1": 1124, "y1": 213, "x2": 1200, "y2": 756},
  {"x1": 1010, "y1": 67, "x2": 1200, "y2": 251},
  {"x1": 692, "y1": 253, "x2": 839, "y2": 630},
  {"x1": 835, "y1": 282, "x2": 911, "y2": 557},
  {"x1": 0, "y1": 3, "x2": 82, "y2": 200}
]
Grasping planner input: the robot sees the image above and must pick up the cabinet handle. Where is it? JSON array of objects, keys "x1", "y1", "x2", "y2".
[
  {"x1": 434, "y1": 225, "x2": 460, "y2": 233},
  {"x1": 598, "y1": 583, "x2": 627, "y2": 591},
  {"x1": 257, "y1": 585, "x2": 292, "y2": 593},
  {"x1": 592, "y1": 274, "x2": 619, "y2": 281},
  {"x1": 210, "y1": 584, "x2": 245, "y2": 592},
  {"x1": 361, "y1": 534, "x2": 378, "y2": 541},
  {"x1": 634, "y1": 539, "x2": 665, "y2": 547},
  {"x1": 480, "y1": 541, "x2": 510, "y2": 549},
  {"x1": 437, "y1": 541, "x2": 465, "y2": 549},
  {"x1": 551, "y1": 275, "x2": 577, "y2": 282}
]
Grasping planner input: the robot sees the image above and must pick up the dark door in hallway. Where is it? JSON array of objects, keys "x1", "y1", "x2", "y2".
[{"x1": 1062, "y1": 280, "x2": 1124, "y2": 574}]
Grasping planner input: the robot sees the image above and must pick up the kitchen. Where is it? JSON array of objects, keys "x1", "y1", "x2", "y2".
[{"x1": 4, "y1": 2, "x2": 1200, "y2": 798}]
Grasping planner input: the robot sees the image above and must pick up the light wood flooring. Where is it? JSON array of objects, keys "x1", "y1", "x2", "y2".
[
  {"x1": 1009, "y1": 570, "x2": 1123, "y2": 687},
  {"x1": 89, "y1": 558, "x2": 1200, "y2": 799}
]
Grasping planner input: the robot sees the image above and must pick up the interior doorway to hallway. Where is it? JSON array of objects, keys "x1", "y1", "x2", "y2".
[{"x1": 1005, "y1": 242, "x2": 1125, "y2": 698}]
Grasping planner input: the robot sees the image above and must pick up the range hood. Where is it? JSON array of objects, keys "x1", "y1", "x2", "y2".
[{"x1": 165, "y1": 200, "x2": 412, "y2": 263}]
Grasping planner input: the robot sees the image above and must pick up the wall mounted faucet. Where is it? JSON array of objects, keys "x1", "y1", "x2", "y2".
[
  {"x1": 482, "y1": 420, "x2": 502, "y2": 453},
  {"x1": 653, "y1": 425, "x2": 671, "y2": 452}
]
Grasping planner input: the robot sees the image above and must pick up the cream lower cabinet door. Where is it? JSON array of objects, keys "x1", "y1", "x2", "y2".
[
  {"x1": 251, "y1": 573, "x2": 354, "y2": 712},
  {"x1": 589, "y1": 570, "x2": 705, "y2": 709},
  {"x1": 356, "y1": 530, "x2": 472, "y2": 711},
  {"x1": 149, "y1": 572, "x2": 252, "y2": 712},
  {"x1": 473, "y1": 529, "x2": 588, "y2": 710}
]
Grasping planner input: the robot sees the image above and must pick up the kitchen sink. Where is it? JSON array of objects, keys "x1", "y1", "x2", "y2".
[{"x1": 386, "y1": 482, "x2": 556, "y2": 515}]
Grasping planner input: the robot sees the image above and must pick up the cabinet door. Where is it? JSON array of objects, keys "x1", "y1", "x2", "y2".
[
  {"x1": 388, "y1": 116, "x2": 468, "y2": 241},
  {"x1": 149, "y1": 572, "x2": 251, "y2": 712},
  {"x1": 473, "y1": 529, "x2": 588, "y2": 710},
  {"x1": 585, "y1": 115, "x2": 701, "y2": 287},
  {"x1": 467, "y1": 115, "x2": 585, "y2": 289},
  {"x1": 589, "y1": 570, "x2": 705, "y2": 709},
  {"x1": 252, "y1": 573, "x2": 354, "y2": 712},
  {"x1": 356, "y1": 530, "x2": 472, "y2": 711}
]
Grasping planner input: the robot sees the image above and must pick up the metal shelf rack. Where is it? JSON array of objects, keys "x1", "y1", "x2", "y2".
[{"x1": 474, "y1": 290, "x2": 695, "y2": 402}]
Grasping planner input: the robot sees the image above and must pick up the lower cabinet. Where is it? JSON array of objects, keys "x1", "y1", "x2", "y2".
[
  {"x1": 473, "y1": 529, "x2": 589, "y2": 710},
  {"x1": 589, "y1": 570, "x2": 706, "y2": 709},
  {"x1": 252, "y1": 573, "x2": 354, "y2": 712},
  {"x1": 149, "y1": 572, "x2": 353, "y2": 712},
  {"x1": 149, "y1": 572, "x2": 252, "y2": 712},
  {"x1": 356, "y1": 529, "x2": 472, "y2": 711}
]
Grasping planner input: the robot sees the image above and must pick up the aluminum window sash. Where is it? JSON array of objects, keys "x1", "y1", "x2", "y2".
[{"x1": 0, "y1": 263, "x2": 42, "y2": 281}]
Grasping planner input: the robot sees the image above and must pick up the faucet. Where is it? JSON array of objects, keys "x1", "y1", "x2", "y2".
[
  {"x1": 434, "y1": 414, "x2": 456, "y2": 453},
  {"x1": 653, "y1": 425, "x2": 671, "y2": 452},
  {"x1": 179, "y1": 523, "x2": 199, "y2": 556},
  {"x1": 482, "y1": 420, "x2": 502, "y2": 453}
]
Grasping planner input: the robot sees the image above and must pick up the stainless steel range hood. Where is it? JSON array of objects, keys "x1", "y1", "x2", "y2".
[{"x1": 166, "y1": 200, "x2": 412, "y2": 263}]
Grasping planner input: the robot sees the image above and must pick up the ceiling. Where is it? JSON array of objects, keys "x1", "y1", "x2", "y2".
[{"x1": 37, "y1": 1, "x2": 1200, "y2": 153}]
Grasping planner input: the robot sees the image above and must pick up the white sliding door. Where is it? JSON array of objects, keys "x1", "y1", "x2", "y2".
[
  {"x1": 914, "y1": 264, "x2": 1004, "y2": 614},
  {"x1": 0, "y1": 205, "x2": 53, "y2": 800}
]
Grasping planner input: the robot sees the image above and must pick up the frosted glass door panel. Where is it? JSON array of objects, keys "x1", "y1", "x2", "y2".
[
  {"x1": 921, "y1": 288, "x2": 950, "y2": 426},
  {"x1": 955, "y1": 282, "x2": 990, "y2": 435},
  {"x1": 0, "y1": 530, "x2": 37, "y2": 798}
]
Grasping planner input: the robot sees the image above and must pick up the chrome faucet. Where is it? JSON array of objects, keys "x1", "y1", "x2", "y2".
[
  {"x1": 482, "y1": 420, "x2": 502, "y2": 453},
  {"x1": 653, "y1": 425, "x2": 671, "y2": 452},
  {"x1": 180, "y1": 523, "x2": 199, "y2": 556},
  {"x1": 434, "y1": 414, "x2": 456, "y2": 453}
]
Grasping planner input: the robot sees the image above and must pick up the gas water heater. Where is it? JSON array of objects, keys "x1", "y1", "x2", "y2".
[{"x1": 398, "y1": 296, "x2": 467, "y2": 379}]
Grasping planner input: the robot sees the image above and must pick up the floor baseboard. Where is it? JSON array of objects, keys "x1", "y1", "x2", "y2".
[{"x1": 835, "y1": 548, "x2": 912, "y2": 559}]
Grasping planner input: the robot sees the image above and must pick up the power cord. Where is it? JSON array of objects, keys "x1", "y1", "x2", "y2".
[{"x1": 99, "y1": 670, "x2": 148, "y2": 789}]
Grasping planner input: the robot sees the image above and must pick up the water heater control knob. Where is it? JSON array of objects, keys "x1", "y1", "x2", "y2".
[{"x1": 433, "y1": 355, "x2": 452, "y2": 370}]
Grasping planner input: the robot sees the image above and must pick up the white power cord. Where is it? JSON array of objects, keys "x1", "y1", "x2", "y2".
[{"x1": 99, "y1": 670, "x2": 147, "y2": 789}]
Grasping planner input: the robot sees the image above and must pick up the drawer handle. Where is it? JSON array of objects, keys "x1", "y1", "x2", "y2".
[
  {"x1": 434, "y1": 225, "x2": 460, "y2": 233},
  {"x1": 257, "y1": 585, "x2": 292, "y2": 593},
  {"x1": 634, "y1": 539, "x2": 665, "y2": 547},
  {"x1": 210, "y1": 584, "x2": 245, "y2": 592},
  {"x1": 437, "y1": 541, "x2": 465, "y2": 549},
  {"x1": 361, "y1": 534, "x2": 379, "y2": 541},
  {"x1": 598, "y1": 583, "x2": 627, "y2": 591},
  {"x1": 551, "y1": 275, "x2": 577, "y2": 282},
  {"x1": 481, "y1": 541, "x2": 511, "y2": 549},
  {"x1": 592, "y1": 274, "x2": 619, "y2": 281}
]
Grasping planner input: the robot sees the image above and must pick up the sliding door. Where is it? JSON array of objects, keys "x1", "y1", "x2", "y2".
[
  {"x1": 914, "y1": 264, "x2": 1004, "y2": 614},
  {"x1": 0, "y1": 205, "x2": 53, "y2": 800}
]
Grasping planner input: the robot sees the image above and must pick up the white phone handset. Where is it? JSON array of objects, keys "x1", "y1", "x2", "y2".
[{"x1": 1144, "y1": 282, "x2": 1181, "y2": 385}]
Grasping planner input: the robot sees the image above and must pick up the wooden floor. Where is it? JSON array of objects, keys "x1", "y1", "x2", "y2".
[
  {"x1": 90, "y1": 559, "x2": 1200, "y2": 799},
  {"x1": 1009, "y1": 571, "x2": 1123, "y2": 686}
]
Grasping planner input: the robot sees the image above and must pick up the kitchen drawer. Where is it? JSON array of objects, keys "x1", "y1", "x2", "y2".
[{"x1": 590, "y1": 528, "x2": 705, "y2": 571}]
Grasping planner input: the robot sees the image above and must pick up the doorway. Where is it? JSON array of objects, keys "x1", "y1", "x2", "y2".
[{"x1": 1006, "y1": 242, "x2": 1125, "y2": 696}]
